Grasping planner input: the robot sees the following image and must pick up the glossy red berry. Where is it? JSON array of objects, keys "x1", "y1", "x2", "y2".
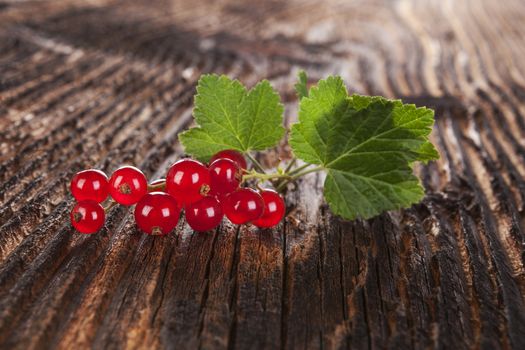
[
  {"x1": 223, "y1": 188, "x2": 264, "y2": 224},
  {"x1": 70, "y1": 169, "x2": 109, "y2": 203},
  {"x1": 166, "y1": 159, "x2": 211, "y2": 206},
  {"x1": 186, "y1": 196, "x2": 223, "y2": 232},
  {"x1": 209, "y1": 158, "x2": 242, "y2": 200},
  {"x1": 109, "y1": 166, "x2": 148, "y2": 205},
  {"x1": 70, "y1": 200, "x2": 105, "y2": 234},
  {"x1": 253, "y1": 190, "x2": 286, "y2": 228},
  {"x1": 134, "y1": 192, "x2": 180, "y2": 235},
  {"x1": 210, "y1": 150, "x2": 247, "y2": 170}
]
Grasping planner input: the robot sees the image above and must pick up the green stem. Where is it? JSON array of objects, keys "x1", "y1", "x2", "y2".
[
  {"x1": 283, "y1": 157, "x2": 297, "y2": 174},
  {"x1": 290, "y1": 166, "x2": 324, "y2": 179},
  {"x1": 242, "y1": 171, "x2": 291, "y2": 183},
  {"x1": 275, "y1": 182, "x2": 287, "y2": 193},
  {"x1": 246, "y1": 153, "x2": 265, "y2": 174},
  {"x1": 104, "y1": 199, "x2": 117, "y2": 213},
  {"x1": 274, "y1": 157, "x2": 297, "y2": 189},
  {"x1": 242, "y1": 166, "x2": 324, "y2": 193},
  {"x1": 276, "y1": 166, "x2": 324, "y2": 192},
  {"x1": 147, "y1": 180, "x2": 166, "y2": 191},
  {"x1": 287, "y1": 163, "x2": 312, "y2": 176}
]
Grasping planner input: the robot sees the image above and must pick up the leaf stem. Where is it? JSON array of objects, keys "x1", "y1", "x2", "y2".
[
  {"x1": 274, "y1": 157, "x2": 297, "y2": 189},
  {"x1": 290, "y1": 166, "x2": 324, "y2": 179},
  {"x1": 275, "y1": 166, "x2": 324, "y2": 192},
  {"x1": 242, "y1": 171, "x2": 291, "y2": 182},
  {"x1": 246, "y1": 153, "x2": 266, "y2": 174},
  {"x1": 242, "y1": 166, "x2": 324, "y2": 193},
  {"x1": 283, "y1": 157, "x2": 297, "y2": 174},
  {"x1": 288, "y1": 163, "x2": 312, "y2": 176}
]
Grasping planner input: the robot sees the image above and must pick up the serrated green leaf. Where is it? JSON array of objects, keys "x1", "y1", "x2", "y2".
[
  {"x1": 295, "y1": 70, "x2": 309, "y2": 99},
  {"x1": 290, "y1": 76, "x2": 439, "y2": 220},
  {"x1": 179, "y1": 74, "x2": 285, "y2": 161},
  {"x1": 416, "y1": 141, "x2": 440, "y2": 163}
]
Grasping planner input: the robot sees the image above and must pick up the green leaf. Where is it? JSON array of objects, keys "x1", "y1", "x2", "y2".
[
  {"x1": 290, "y1": 76, "x2": 439, "y2": 220},
  {"x1": 179, "y1": 74, "x2": 285, "y2": 161},
  {"x1": 416, "y1": 141, "x2": 440, "y2": 163},
  {"x1": 295, "y1": 70, "x2": 309, "y2": 99}
]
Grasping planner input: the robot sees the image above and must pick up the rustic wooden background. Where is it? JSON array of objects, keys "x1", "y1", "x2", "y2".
[{"x1": 1, "y1": 0, "x2": 525, "y2": 349}]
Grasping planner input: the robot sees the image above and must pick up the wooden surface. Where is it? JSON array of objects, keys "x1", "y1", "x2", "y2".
[{"x1": 1, "y1": 0, "x2": 525, "y2": 349}]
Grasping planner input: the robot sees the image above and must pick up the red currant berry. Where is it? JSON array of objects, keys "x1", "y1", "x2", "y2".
[
  {"x1": 70, "y1": 200, "x2": 105, "y2": 234},
  {"x1": 166, "y1": 159, "x2": 211, "y2": 206},
  {"x1": 134, "y1": 192, "x2": 180, "y2": 235},
  {"x1": 223, "y1": 188, "x2": 264, "y2": 225},
  {"x1": 109, "y1": 166, "x2": 148, "y2": 205},
  {"x1": 210, "y1": 150, "x2": 247, "y2": 170},
  {"x1": 149, "y1": 178, "x2": 166, "y2": 192},
  {"x1": 70, "y1": 169, "x2": 109, "y2": 203},
  {"x1": 209, "y1": 158, "x2": 242, "y2": 200},
  {"x1": 253, "y1": 190, "x2": 286, "y2": 228},
  {"x1": 186, "y1": 196, "x2": 223, "y2": 232}
]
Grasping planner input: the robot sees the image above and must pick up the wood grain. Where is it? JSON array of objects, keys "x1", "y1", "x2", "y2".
[{"x1": 1, "y1": 0, "x2": 525, "y2": 349}]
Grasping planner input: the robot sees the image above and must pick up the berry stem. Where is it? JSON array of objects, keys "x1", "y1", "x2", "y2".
[
  {"x1": 275, "y1": 182, "x2": 287, "y2": 193},
  {"x1": 242, "y1": 171, "x2": 291, "y2": 182},
  {"x1": 246, "y1": 153, "x2": 266, "y2": 174},
  {"x1": 103, "y1": 199, "x2": 117, "y2": 213},
  {"x1": 148, "y1": 180, "x2": 166, "y2": 191}
]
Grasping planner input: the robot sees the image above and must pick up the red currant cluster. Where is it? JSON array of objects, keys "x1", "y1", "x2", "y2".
[{"x1": 69, "y1": 150, "x2": 286, "y2": 235}]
